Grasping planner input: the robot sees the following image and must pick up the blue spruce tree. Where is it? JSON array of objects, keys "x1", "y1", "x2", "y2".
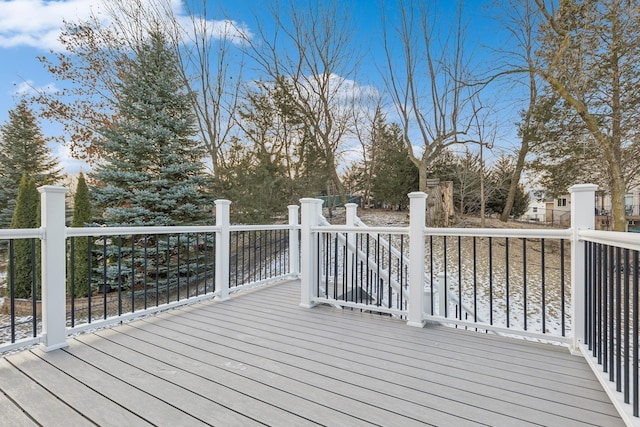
[{"x1": 92, "y1": 29, "x2": 213, "y2": 226}]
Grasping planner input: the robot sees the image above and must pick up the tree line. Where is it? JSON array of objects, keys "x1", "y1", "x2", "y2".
[{"x1": 1, "y1": 0, "x2": 637, "y2": 242}]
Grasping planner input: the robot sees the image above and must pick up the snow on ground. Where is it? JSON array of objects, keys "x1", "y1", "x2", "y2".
[{"x1": 326, "y1": 207, "x2": 570, "y2": 337}]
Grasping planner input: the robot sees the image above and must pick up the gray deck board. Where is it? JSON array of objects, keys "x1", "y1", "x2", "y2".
[
  {"x1": 163, "y1": 304, "x2": 620, "y2": 424},
  {"x1": 0, "y1": 279, "x2": 626, "y2": 426}
]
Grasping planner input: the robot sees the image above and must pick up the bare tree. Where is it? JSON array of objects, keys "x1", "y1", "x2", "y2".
[
  {"x1": 531, "y1": 0, "x2": 640, "y2": 231},
  {"x1": 381, "y1": 0, "x2": 479, "y2": 194},
  {"x1": 243, "y1": 0, "x2": 363, "y2": 203},
  {"x1": 490, "y1": 0, "x2": 542, "y2": 222}
]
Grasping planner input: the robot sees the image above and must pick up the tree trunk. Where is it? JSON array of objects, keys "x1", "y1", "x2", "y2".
[{"x1": 500, "y1": 143, "x2": 527, "y2": 222}]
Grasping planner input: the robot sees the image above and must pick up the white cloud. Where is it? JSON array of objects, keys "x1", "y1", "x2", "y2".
[
  {"x1": 0, "y1": 0, "x2": 96, "y2": 50},
  {"x1": 176, "y1": 16, "x2": 252, "y2": 46},
  {"x1": 0, "y1": 0, "x2": 252, "y2": 51}
]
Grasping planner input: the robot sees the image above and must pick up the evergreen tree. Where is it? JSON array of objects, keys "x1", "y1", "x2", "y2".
[
  {"x1": 487, "y1": 156, "x2": 529, "y2": 218},
  {"x1": 10, "y1": 174, "x2": 40, "y2": 299},
  {"x1": 371, "y1": 122, "x2": 419, "y2": 210},
  {"x1": 0, "y1": 100, "x2": 61, "y2": 227},
  {"x1": 68, "y1": 172, "x2": 92, "y2": 297},
  {"x1": 92, "y1": 29, "x2": 213, "y2": 226}
]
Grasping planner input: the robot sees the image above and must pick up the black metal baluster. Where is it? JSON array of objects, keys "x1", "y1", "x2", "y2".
[
  {"x1": 586, "y1": 242, "x2": 592, "y2": 348},
  {"x1": 616, "y1": 246, "x2": 622, "y2": 390},
  {"x1": 334, "y1": 233, "x2": 339, "y2": 300},
  {"x1": 195, "y1": 234, "x2": 200, "y2": 296},
  {"x1": 9, "y1": 240, "x2": 15, "y2": 342},
  {"x1": 117, "y1": 236, "x2": 122, "y2": 316},
  {"x1": 430, "y1": 236, "x2": 434, "y2": 315},
  {"x1": 103, "y1": 237, "x2": 108, "y2": 319},
  {"x1": 324, "y1": 233, "x2": 329, "y2": 296},
  {"x1": 235, "y1": 231, "x2": 239, "y2": 287},
  {"x1": 203, "y1": 232, "x2": 208, "y2": 294},
  {"x1": 523, "y1": 238, "x2": 527, "y2": 331},
  {"x1": 144, "y1": 235, "x2": 148, "y2": 309},
  {"x1": 609, "y1": 245, "x2": 615, "y2": 380},
  {"x1": 131, "y1": 237, "x2": 136, "y2": 312},
  {"x1": 541, "y1": 238, "x2": 546, "y2": 333},
  {"x1": 633, "y1": 250, "x2": 639, "y2": 416},
  {"x1": 388, "y1": 234, "x2": 392, "y2": 308},
  {"x1": 596, "y1": 243, "x2": 602, "y2": 361},
  {"x1": 342, "y1": 233, "x2": 347, "y2": 300},
  {"x1": 473, "y1": 236, "x2": 477, "y2": 323},
  {"x1": 624, "y1": 248, "x2": 630, "y2": 403},
  {"x1": 603, "y1": 244, "x2": 609, "y2": 369},
  {"x1": 366, "y1": 235, "x2": 371, "y2": 302},
  {"x1": 561, "y1": 239, "x2": 566, "y2": 337},
  {"x1": 399, "y1": 236, "x2": 404, "y2": 308},
  {"x1": 185, "y1": 234, "x2": 190, "y2": 298},
  {"x1": 166, "y1": 234, "x2": 171, "y2": 305},
  {"x1": 604, "y1": 245, "x2": 610, "y2": 372},
  {"x1": 377, "y1": 234, "x2": 382, "y2": 306},
  {"x1": 30, "y1": 239, "x2": 36, "y2": 336},
  {"x1": 444, "y1": 236, "x2": 448, "y2": 318},
  {"x1": 70, "y1": 237, "x2": 75, "y2": 327},
  {"x1": 87, "y1": 236, "x2": 92, "y2": 323},
  {"x1": 505, "y1": 237, "x2": 509, "y2": 328},
  {"x1": 489, "y1": 237, "x2": 493, "y2": 325},
  {"x1": 155, "y1": 235, "x2": 160, "y2": 306},
  {"x1": 458, "y1": 236, "x2": 462, "y2": 321}
]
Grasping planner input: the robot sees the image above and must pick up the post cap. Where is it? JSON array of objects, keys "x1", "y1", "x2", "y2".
[
  {"x1": 37, "y1": 185, "x2": 68, "y2": 194},
  {"x1": 408, "y1": 191, "x2": 428, "y2": 199},
  {"x1": 568, "y1": 184, "x2": 598, "y2": 193},
  {"x1": 299, "y1": 198, "x2": 324, "y2": 205}
]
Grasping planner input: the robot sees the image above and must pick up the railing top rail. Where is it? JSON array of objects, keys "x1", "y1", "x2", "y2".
[
  {"x1": 66, "y1": 225, "x2": 220, "y2": 237},
  {"x1": 230, "y1": 224, "x2": 299, "y2": 232},
  {"x1": 579, "y1": 229, "x2": 640, "y2": 251},
  {"x1": 312, "y1": 224, "x2": 410, "y2": 235},
  {"x1": 424, "y1": 227, "x2": 571, "y2": 239},
  {"x1": 0, "y1": 228, "x2": 43, "y2": 239}
]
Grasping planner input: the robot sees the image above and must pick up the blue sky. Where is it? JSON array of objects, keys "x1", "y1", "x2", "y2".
[{"x1": 0, "y1": 0, "x2": 521, "y2": 175}]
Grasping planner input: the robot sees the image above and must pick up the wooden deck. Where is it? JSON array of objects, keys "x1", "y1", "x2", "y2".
[{"x1": 0, "y1": 279, "x2": 624, "y2": 426}]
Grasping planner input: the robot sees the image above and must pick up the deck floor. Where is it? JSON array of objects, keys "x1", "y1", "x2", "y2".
[{"x1": 0, "y1": 280, "x2": 624, "y2": 426}]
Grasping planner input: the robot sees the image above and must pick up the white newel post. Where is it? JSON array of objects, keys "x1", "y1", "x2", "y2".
[
  {"x1": 569, "y1": 183, "x2": 597, "y2": 354},
  {"x1": 407, "y1": 192, "x2": 427, "y2": 327},
  {"x1": 287, "y1": 205, "x2": 300, "y2": 276},
  {"x1": 345, "y1": 203, "x2": 357, "y2": 291},
  {"x1": 215, "y1": 199, "x2": 231, "y2": 301},
  {"x1": 39, "y1": 185, "x2": 69, "y2": 352},
  {"x1": 300, "y1": 198, "x2": 323, "y2": 308}
]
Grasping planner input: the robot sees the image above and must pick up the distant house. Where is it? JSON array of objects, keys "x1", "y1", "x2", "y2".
[
  {"x1": 594, "y1": 189, "x2": 640, "y2": 231},
  {"x1": 535, "y1": 189, "x2": 640, "y2": 231},
  {"x1": 521, "y1": 198, "x2": 546, "y2": 222},
  {"x1": 545, "y1": 196, "x2": 571, "y2": 226}
]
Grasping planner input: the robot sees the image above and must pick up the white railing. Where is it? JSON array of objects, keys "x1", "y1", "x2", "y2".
[
  {"x1": 3, "y1": 184, "x2": 640, "y2": 422},
  {"x1": 300, "y1": 185, "x2": 600, "y2": 348},
  {"x1": 0, "y1": 187, "x2": 301, "y2": 354}
]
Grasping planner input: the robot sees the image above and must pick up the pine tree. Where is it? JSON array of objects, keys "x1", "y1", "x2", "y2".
[
  {"x1": 9, "y1": 174, "x2": 40, "y2": 299},
  {"x1": 487, "y1": 156, "x2": 529, "y2": 218},
  {"x1": 371, "y1": 122, "x2": 419, "y2": 210},
  {"x1": 0, "y1": 100, "x2": 61, "y2": 227},
  {"x1": 68, "y1": 172, "x2": 92, "y2": 298},
  {"x1": 92, "y1": 29, "x2": 213, "y2": 226}
]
